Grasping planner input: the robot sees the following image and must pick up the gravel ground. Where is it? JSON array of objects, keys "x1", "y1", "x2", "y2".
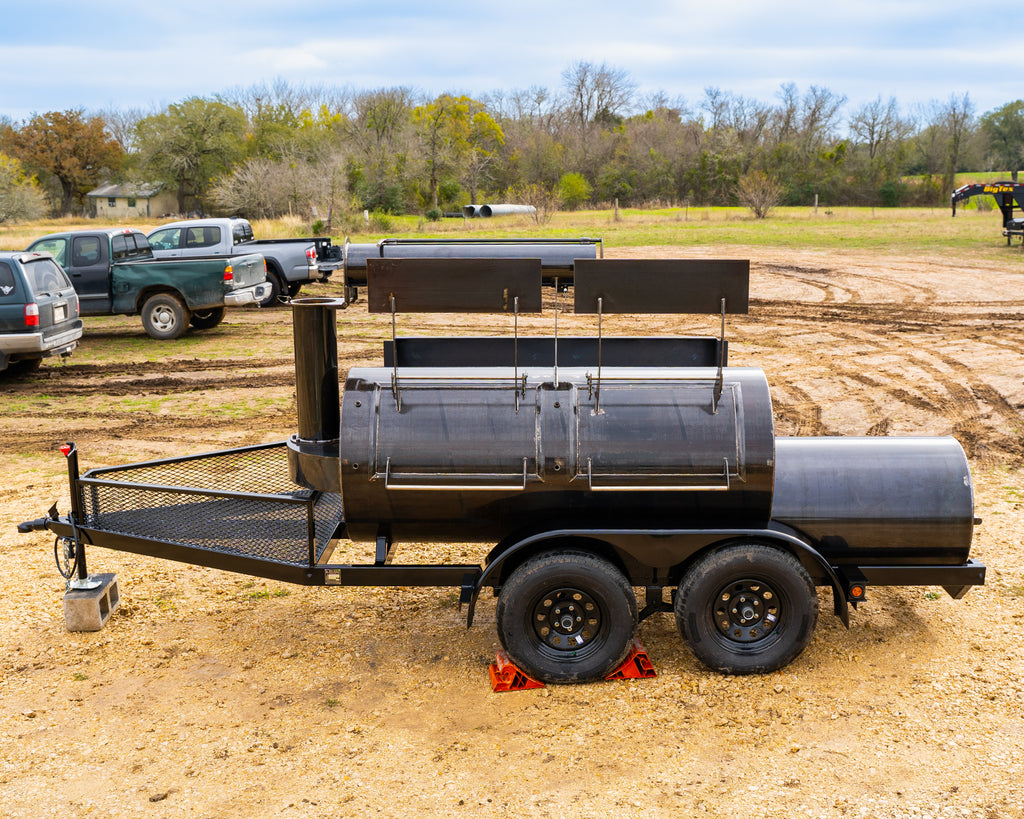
[{"x1": 1, "y1": 247, "x2": 1022, "y2": 818}]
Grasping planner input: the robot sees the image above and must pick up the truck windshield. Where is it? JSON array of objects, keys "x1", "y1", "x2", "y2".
[{"x1": 23, "y1": 258, "x2": 72, "y2": 295}]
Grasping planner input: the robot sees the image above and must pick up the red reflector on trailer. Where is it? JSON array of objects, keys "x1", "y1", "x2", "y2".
[
  {"x1": 25, "y1": 303, "x2": 39, "y2": 327},
  {"x1": 60, "y1": 444, "x2": 72, "y2": 457}
]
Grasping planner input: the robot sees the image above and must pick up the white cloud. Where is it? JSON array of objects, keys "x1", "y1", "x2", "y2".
[{"x1": 0, "y1": 1, "x2": 1017, "y2": 119}]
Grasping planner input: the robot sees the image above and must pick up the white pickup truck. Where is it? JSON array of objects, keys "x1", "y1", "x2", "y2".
[{"x1": 147, "y1": 218, "x2": 340, "y2": 307}]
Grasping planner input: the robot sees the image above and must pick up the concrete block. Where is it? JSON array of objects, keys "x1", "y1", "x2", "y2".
[{"x1": 63, "y1": 573, "x2": 120, "y2": 632}]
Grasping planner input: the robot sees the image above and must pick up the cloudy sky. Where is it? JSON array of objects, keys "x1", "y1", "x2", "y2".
[{"x1": 1, "y1": 0, "x2": 1014, "y2": 123}]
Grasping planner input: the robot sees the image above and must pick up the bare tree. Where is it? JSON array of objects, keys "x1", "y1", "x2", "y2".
[
  {"x1": 939, "y1": 92, "x2": 975, "y2": 195},
  {"x1": 97, "y1": 106, "x2": 149, "y2": 154},
  {"x1": 848, "y1": 96, "x2": 914, "y2": 191},
  {"x1": 509, "y1": 182, "x2": 562, "y2": 224},
  {"x1": 701, "y1": 86, "x2": 730, "y2": 131},
  {"x1": 560, "y1": 61, "x2": 637, "y2": 130},
  {"x1": 212, "y1": 157, "x2": 277, "y2": 217},
  {"x1": 737, "y1": 170, "x2": 783, "y2": 218}
]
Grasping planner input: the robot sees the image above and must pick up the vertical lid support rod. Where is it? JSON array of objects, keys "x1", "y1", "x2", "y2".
[
  {"x1": 595, "y1": 296, "x2": 603, "y2": 414},
  {"x1": 713, "y1": 297, "x2": 726, "y2": 414},
  {"x1": 513, "y1": 295, "x2": 521, "y2": 413},
  {"x1": 552, "y1": 277, "x2": 559, "y2": 386},
  {"x1": 390, "y1": 293, "x2": 402, "y2": 412}
]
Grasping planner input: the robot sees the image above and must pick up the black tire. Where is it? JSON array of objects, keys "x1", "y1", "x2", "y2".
[
  {"x1": 496, "y1": 550, "x2": 637, "y2": 684},
  {"x1": 189, "y1": 306, "x2": 225, "y2": 329},
  {"x1": 141, "y1": 293, "x2": 189, "y2": 340},
  {"x1": 675, "y1": 543, "x2": 818, "y2": 675},
  {"x1": 10, "y1": 357, "x2": 42, "y2": 376},
  {"x1": 258, "y1": 267, "x2": 283, "y2": 308},
  {"x1": 287, "y1": 281, "x2": 303, "y2": 298}
]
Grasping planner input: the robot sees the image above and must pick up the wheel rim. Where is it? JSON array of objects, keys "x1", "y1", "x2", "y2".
[
  {"x1": 150, "y1": 305, "x2": 177, "y2": 333},
  {"x1": 530, "y1": 586, "x2": 605, "y2": 656},
  {"x1": 713, "y1": 578, "x2": 784, "y2": 644}
]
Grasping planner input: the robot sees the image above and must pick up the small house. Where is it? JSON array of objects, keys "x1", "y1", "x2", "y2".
[{"x1": 86, "y1": 182, "x2": 178, "y2": 219}]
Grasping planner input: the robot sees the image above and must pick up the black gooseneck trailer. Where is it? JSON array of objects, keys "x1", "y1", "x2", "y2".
[{"x1": 19, "y1": 256, "x2": 985, "y2": 683}]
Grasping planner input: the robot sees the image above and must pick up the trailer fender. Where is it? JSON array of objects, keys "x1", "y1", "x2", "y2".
[{"x1": 465, "y1": 527, "x2": 849, "y2": 629}]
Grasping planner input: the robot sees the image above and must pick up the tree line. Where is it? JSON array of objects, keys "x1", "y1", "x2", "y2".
[{"x1": 2, "y1": 64, "x2": 1023, "y2": 225}]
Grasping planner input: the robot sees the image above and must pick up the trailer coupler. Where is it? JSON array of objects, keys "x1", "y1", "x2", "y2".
[
  {"x1": 19, "y1": 507, "x2": 99, "y2": 590},
  {"x1": 17, "y1": 508, "x2": 56, "y2": 535}
]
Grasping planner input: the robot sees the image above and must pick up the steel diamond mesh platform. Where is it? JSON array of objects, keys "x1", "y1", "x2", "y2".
[{"x1": 79, "y1": 443, "x2": 343, "y2": 566}]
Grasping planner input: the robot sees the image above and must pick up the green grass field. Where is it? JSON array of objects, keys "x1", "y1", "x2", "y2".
[{"x1": 2, "y1": 204, "x2": 1023, "y2": 268}]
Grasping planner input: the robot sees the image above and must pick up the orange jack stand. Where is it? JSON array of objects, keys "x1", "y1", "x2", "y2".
[{"x1": 488, "y1": 638, "x2": 656, "y2": 692}]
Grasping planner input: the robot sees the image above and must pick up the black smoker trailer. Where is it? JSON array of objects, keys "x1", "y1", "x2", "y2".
[{"x1": 19, "y1": 257, "x2": 985, "y2": 683}]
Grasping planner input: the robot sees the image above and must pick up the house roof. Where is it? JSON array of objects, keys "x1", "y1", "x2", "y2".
[{"x1": 87, "y1": 181, "x2": 164, "y2": 199}]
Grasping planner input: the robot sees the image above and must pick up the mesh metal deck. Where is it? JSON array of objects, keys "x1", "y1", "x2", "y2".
[{"x1": 79, "y1": 442, "x2": 343, "y2": 567}]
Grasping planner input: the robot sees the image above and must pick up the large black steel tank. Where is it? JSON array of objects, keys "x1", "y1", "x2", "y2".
[
  {"x1": 771, "y1": 436, "x2": 974, "y2": 565},
  {"x1": 342, "y1": 239, "x2": 599, "y2": 285},
  {"x1": 338, "y1": 366, "x2": 776, "y2": 543}
]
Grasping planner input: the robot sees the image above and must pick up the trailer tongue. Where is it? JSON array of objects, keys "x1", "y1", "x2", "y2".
[{"x1": 19, "y1": 255, "x2": 985, "y2": 682}]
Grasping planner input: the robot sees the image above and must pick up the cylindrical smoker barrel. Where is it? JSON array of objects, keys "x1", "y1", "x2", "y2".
[
  {"x1": 771, "y1": 436, "x2": 974, "y2": 563},
  {"x1": 338, "y1": 366, "x2": 776, "y2": 543}
]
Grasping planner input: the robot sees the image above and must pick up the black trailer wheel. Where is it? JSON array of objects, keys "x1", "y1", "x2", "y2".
[
  {"x1": 141, "y1": 293, "x2": 189, "y2": 340},
  {"x1": 675, "y1": 543, "x2": 818, "y2": 675},
  {"x1": 189, "y1": 306, "x2": 225, "y2": 330},
  {"x1": 287, "y1": 282, "x2": 303, "y2": 298},
  {"x1": 496, "y1": 550, "x2": 637, "y2": 684}
]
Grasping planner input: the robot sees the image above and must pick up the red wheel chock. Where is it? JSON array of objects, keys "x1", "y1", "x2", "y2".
[
  {"x1": 604, "y1": 638, "x2": 657, "y2": 680},
  {"x1": 489, "y1": 638, "x2": 656, "y2": 692},
  {"x1": 489, "y1": 650, "x2": 546, "y2": 691}
]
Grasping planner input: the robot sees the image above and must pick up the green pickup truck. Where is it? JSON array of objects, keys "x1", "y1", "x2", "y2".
[{"x1": 27, "y1": 228, "x2": 269, "y2": 339}]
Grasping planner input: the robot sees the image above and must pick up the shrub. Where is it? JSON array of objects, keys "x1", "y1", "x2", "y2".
[
  {"x1": 558, "y1": 172, "x2": 592, "y2": 210},
  {"x1": 369, "y1": 209, "x2": 394, "y2": 232},
  {"x1": 878, "y1": 180, "x2": 906, "y2": 207},
  {"x1": 737, "y1": 171, "x2": 783, "y2": 219}
]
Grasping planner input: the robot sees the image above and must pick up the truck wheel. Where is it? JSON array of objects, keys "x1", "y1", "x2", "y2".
[
  {"x1": 258, "y1": 268, "x2": 283, "y2": 308},
  {"x1": 189, "y1": 307, "x2": 225, "y2": 330},
  {"x1": 10, "y1": 358, "x2": 42, "y2": 375},
  {"x1": 496, "y1": 550, "x2": 637, "y2": 684},
  {"x1": 675, "y1": 543, "x2": 818, "y2": 675},
  {"x1": 141, "y1": 293, "x2": 189, "y2": 340},
  {"x1": 287, "y1": 282, "x2": 302, "y2": 298}
]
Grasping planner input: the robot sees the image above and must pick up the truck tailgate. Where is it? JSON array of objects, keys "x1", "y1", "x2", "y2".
[{"x1": 227, "y1": 253, "x2": 266, "y2": 289}]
